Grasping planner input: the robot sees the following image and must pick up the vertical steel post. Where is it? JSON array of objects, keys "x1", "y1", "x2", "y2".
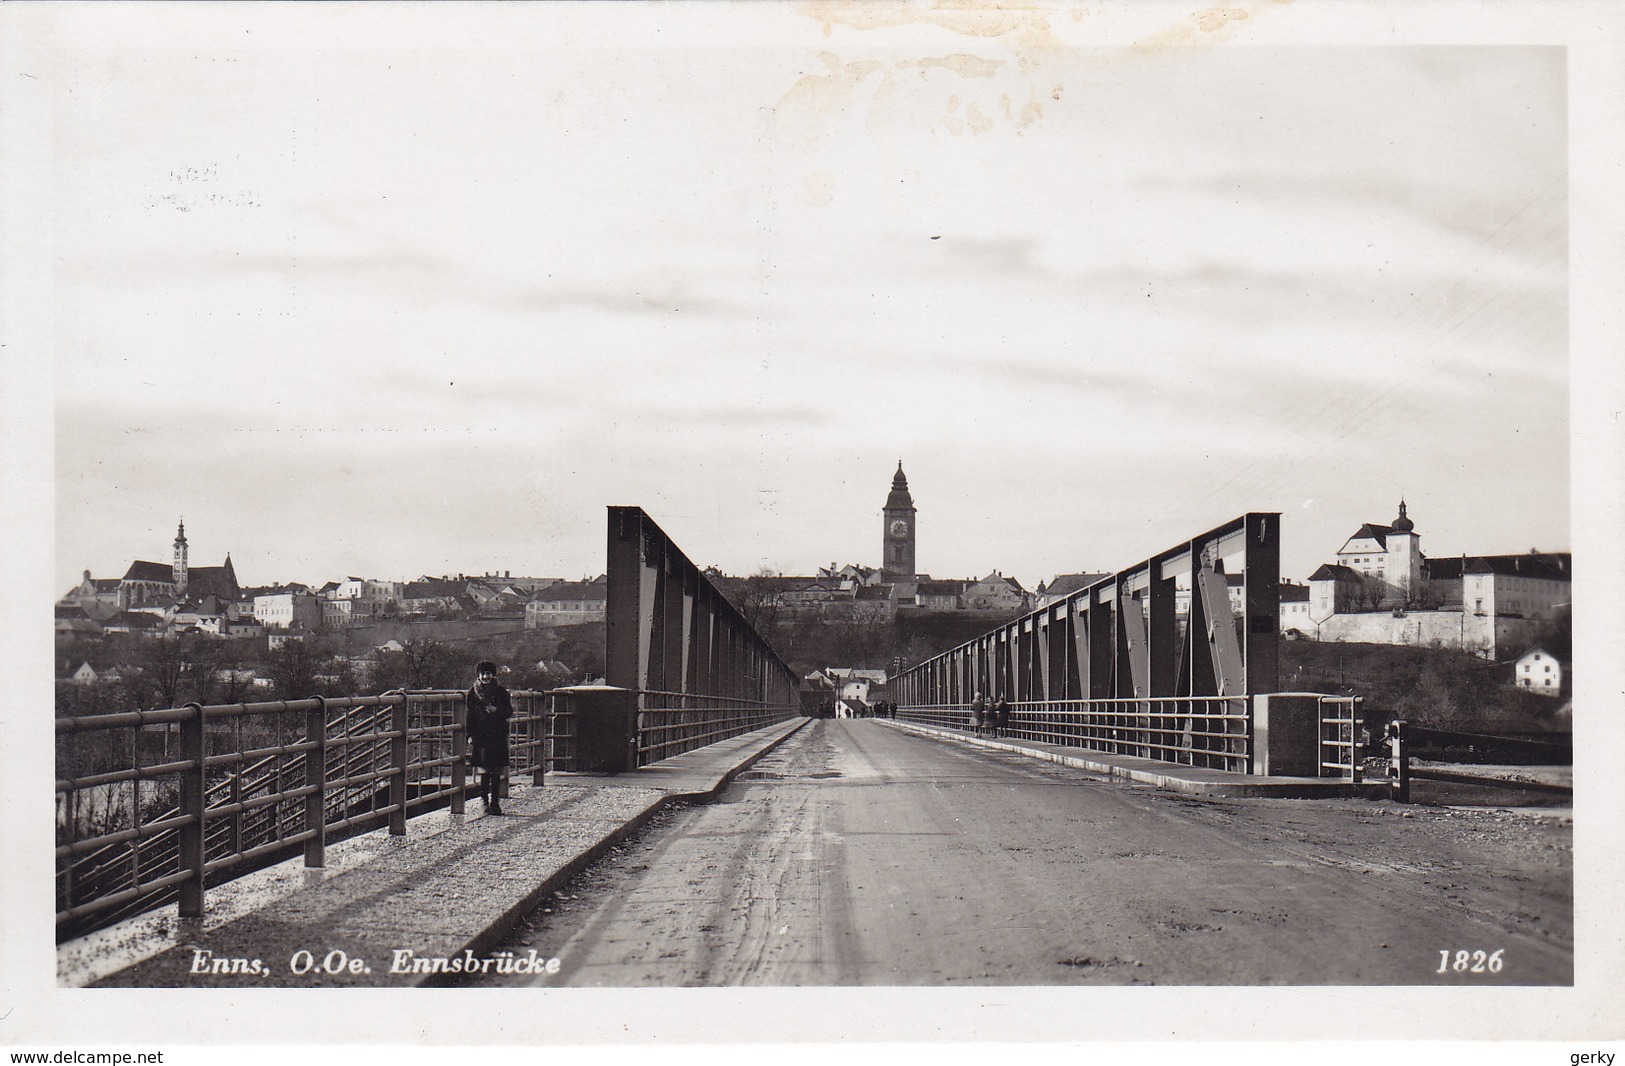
[
  {"x1": 1389, "y1": 719, "x2": 1410, "y2": 803},
  {"x1": 228, "y1": 716, "x2": 242, "y2": 860},
  {"x1": 389, "y1": 692, "x2": 409, "y2": 835},
  {"x1": 531, "y1": 694, "x2": 546, "y2": 787},
  {"x1": 177, "y1": 702, "x2": 206, "y2": 919},
  {"x1": 1149, "y1": 560, "x2": 1178, "y2": 759},
  {"x1": 605, "y1": 508, "x2": 645, "y2": 691},
  {"x1": 1350, "y1": 698, "x2": 1364, "y2": 784},
  {"x1": 304, "y1": 696, "x2": 327, "y2": 869},
  {"x1": 1087, "y1": 590, "x2": 1113, "y2": 700},
  {"x1": 1242, "y1": 512, "x2": 1282, "y2": 696},
  {"x1": 450, "y1": 692, "x2": 467, "y2": 815}
]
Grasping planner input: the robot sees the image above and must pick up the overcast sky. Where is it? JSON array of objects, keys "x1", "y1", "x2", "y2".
[{"x1": 43, "y1": 7, "x2": 1569, "y2": 594}]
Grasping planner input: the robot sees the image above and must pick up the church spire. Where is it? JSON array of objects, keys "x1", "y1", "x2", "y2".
[
  {"x1": 882, "y1": 462, "x2": 917, "y2": 579},
  {"x1": 173, "y1": 517, "x2": 189, "y2": 592},
  {"x1": 886, "y1": 462, "x2": 913, "y2": 510}
]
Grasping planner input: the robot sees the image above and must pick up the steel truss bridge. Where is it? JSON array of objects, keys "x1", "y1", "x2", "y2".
[
  {"x1": 892, "y1": 513, "x2": 1356, "y2": 776},
  {"x1": 55, "y1": 509, "x2": 1355, "y2": 941}
]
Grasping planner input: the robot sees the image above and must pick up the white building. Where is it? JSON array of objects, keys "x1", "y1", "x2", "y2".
[
  {"x1": 331, "y1": 578, "x2": 403, "y2": 605},
  {"x1": 1306, "y1": 502, "x2": 1569, "y2": 659},
  {"x1": 322, "y1": 597, "x2": 377, "y2": 628},
  {"x1": 526, "y1": 577, "x2": 608, "y2": 628},
  {"x1": 253, "y1": 590, "x2": 324, "y2": 631},
  {"x1": 961, "y1": 571, "x2": 1029, "y2": 611},
  {"x1": 1514, "y1": 648, "x2": 1564, "y2": 697}
]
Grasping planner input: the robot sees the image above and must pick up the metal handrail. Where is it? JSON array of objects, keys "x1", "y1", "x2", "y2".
[
  {"x1": 55, "y1": 688, "x2": 558, "y2": 939},
  {"x1": 632, "y1": 689, "x2": 797, "y2": 766},
  {"x1": 897, "y1": 696, "x2": 1253, "y2": 772},
  {"x1": 1317, "y1": 696, "x2": 1364, "y2": 781}
]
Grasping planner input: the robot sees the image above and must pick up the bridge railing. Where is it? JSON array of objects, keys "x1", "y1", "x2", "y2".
[
  {"x1": 1318, "y1": 696, "x2": 1363, "y2": 781},
  {"x1": 55, "y1": 688, "x2": 565, "y2": 940},
  {"x1": 900, "y1": 697, "x2": 1251, "y2": 772},
  {"x1": 900, "y1": 694, "x2": 1364, "y2": 780},
  {"x1": 634, "y1": 689, "x2": 799, "y2": 766}
]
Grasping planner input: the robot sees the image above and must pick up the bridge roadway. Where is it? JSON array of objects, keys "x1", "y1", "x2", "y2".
[
  {"x1": 75, "y1": 717, "x2": 1571, "y2": 988},
  {"x1": 469, "y1": 718, "x2": 1572, "y2": 987}
]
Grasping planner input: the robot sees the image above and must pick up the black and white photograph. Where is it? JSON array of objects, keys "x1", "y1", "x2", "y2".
[{"x1": 3, "y1": 0, "x2": 1622, "y2": 1058}]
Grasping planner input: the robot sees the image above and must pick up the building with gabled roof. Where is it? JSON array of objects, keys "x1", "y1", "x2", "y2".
[
  {"x1": 962, "y1": 571, "x2": 1029, "y2": 612},
  {"x1": 55, "y1": 605, "x2": 104, "y2": 637},
  {"x1": 1034, "y1": 573, "x2": 1111, "y2": 609},
  {"x1": 913, "y1": 580, "x2": 964, "y2": 610},
  {"x1": 59, "y1": 571, "x2": 125, "y2": 616},
  {"x1": 100, "y1": 610, "x2": 163, "y2": 635},
  {"x1": 526, "y1": 576, "x2": 608, "y2": 628},
  {"x1": 399, "y1": 579, "x2": 467, "y2": 615}
]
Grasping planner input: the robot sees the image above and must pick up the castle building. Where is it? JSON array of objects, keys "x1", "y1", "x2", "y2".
[
  {"x1": 881, "y1": 461, "x2": 917, "y2": 580},
  {"x1": 1325, "y1": 499, "x2": 1422, "y2": 605},
  {"x1": 1307, "y1": 502, "x2": 1569, "y2": 659}
]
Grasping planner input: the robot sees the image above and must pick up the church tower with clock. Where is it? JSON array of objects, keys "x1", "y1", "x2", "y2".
[{"x1": 882, "y1": 461, "x2": 917, "y2": 579}]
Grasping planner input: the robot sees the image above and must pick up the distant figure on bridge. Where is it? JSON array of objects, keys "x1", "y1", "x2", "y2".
[
  {"x1": 466, "y1": 660, "x2": 513, "y2": 816},
  {"x1": 992, "y1": 696, "x2": 1010, "y2": 738},
  {"x1": 970, "y1": 692, "x2": 986, "y2": 736}
]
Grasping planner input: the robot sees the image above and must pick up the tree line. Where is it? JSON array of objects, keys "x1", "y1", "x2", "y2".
[{"x1": 54, "y1": 631, "x2": 602, "y2": 717}]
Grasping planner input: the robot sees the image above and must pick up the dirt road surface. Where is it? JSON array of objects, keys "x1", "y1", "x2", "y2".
[{"x1": 471, "y1": 720, "x2": 1571, "y2": 986}]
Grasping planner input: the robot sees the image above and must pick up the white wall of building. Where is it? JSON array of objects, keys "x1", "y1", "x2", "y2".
[{"x1": 1515, "y1": 650, "x2": 1563, "y2": 695}]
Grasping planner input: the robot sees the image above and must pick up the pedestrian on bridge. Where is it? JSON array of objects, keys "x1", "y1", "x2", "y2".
[
  {"x1": 466, "y1": 660, "x2": 513, "y2": 816},
  {"x1": 970, "y1": 692, "x2": 986, "y2": 736},
  {"x1": 992, "y1": 696, "x2": 1010, "y2": 738}
]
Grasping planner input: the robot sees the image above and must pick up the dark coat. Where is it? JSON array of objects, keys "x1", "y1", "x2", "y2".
[{"x1": 465, "y1": 680, "x2": 513, "y2": 771}]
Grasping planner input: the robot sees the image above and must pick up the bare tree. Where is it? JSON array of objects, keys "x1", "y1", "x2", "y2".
[
  {"x1": 265, "y1": 638, "x2": 322, "y2": 700},
  {"x1": 733, "y1": 568, "x2": 794, "y2": 659},
  {"x1": 139, "y1": 636, "x2": 189, "y2": 710},
  {"x1": 402, "y1": 639, "x2": 451, "y2": 689},
  {"x1": 185, "y1": 641, "x2": 225, "y2": 706}
]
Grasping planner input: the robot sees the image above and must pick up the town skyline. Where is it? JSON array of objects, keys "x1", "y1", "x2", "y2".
[{"x1": 60, "y1": 485, "x2": 1568, "y2": 603}]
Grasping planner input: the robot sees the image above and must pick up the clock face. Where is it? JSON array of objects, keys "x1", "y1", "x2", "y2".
[{"x1": 889, "y1": 519, "x2": 909, "y2": 538}]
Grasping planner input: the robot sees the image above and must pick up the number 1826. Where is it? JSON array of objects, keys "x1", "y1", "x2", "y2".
[{"x1": 1437, "y1": 949, "x2": 1504, "y2": 974}]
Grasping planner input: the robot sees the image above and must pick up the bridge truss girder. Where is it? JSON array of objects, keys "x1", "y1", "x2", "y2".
[
  {"x1": 604, "y1": 506, "x2": 799, "y2": 709},
  {"x1": 895, "y1": 512, "x2": 1280, "y2": 710}
]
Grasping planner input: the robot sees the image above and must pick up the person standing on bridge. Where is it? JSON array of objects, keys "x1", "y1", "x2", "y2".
[
  {"x1": 466, "y1": 660, "x2": 513, "y2": 816},
  {"x1": 992, "y1": 695, "x2": 1010, "y2": 738},
  {"x1": 970, "y1": 691, "x2": 986, "y2": 736}
]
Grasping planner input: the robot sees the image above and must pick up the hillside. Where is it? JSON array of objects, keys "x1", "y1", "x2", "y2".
[{"x1": 1281, "y1": 640, "x2": 1569, "y2": 736}]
